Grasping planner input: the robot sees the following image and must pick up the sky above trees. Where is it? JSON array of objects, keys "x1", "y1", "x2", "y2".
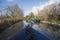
[{"x1": 0, "y1": 0, "x2": 60, "y2": 16}]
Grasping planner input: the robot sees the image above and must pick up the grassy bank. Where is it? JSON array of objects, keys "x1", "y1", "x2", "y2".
[{"x1": 0, "y1": 17, "x2": 22, "y2": 33}]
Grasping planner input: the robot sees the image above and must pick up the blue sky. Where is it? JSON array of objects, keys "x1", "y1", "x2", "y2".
[{"x1": 0, "y1": 0, "x2": 58, "y2": 16}]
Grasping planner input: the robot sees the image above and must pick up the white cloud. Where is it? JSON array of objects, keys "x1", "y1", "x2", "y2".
[
  {"x1": 7, "y1": 0, "x2": 13, "y2": 2},
  {"x1": 31, "y1": 0, "x2": 60, "y2": 15}
]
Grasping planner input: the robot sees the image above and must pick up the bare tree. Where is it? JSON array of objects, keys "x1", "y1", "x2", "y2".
[{"x1": 5, "y1": 4, "x2": 24, "y2": 20}]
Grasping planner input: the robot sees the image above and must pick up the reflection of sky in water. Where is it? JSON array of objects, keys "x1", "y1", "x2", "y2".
[
  {"x1": 23, "y1": 21, "x2": 39, "y2": 30},
  {"x1": 23, "y1": 21, "x2": 60, "y2": 40},
  {"x1": 23, "y1": 21, "x2": 44, "y2": 34},
  {"x1": 23, "y1": 21, "x2": 29, "y2": 28}
]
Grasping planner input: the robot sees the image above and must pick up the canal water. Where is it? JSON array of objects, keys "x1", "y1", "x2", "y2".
[
  {"x1": 1, "y1": 21, "x2": 60, "y2": 40},
  {"x1": 23, "y1": 21, "x2": 60, "y2": 40}
]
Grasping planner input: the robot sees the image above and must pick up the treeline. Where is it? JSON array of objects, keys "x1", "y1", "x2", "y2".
[
  {"x1": 25, "y1": 2, "x2": 60, "y2": 24},
  {"x1": 36, "y1": 3, "x2": 60, "y2": 23},
  {"x1": 0, "y1": 4, "x2": 23, "y2": 33}
]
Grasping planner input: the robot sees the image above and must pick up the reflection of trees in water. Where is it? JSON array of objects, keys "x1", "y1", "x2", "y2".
[
  {"x1": 39, "y1": 23, "x2": 60, "y2": 40},
  {"x1": 47, "y1": 24, "x2": 60, "y2": 40},
  {"x1": 26, "y1": 28, "x2": 35, "y2": 40},
  {"x1": 0, "y1": 21, "x2": 23, "y2": 40},
  {"x1": 47, "y1": 24, "x2": 60, "y2": 31}
]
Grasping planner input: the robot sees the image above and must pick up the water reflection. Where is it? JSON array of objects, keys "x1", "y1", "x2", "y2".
[
  {"x1": 0, "y1": 21, "x2": 23, "y2": 40},
  {"x1": 0, "y1": 21, "x2": 59, "y2": 40},
  {"x1": 23, "y1": 21, "x2": 29, "y2": 28},
  {"x1": 36, "y1": 23, "x2": 60, "y2": 40},
  {"x1": 23, "y1": 21, "x2": 60, "y2": 40}
]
